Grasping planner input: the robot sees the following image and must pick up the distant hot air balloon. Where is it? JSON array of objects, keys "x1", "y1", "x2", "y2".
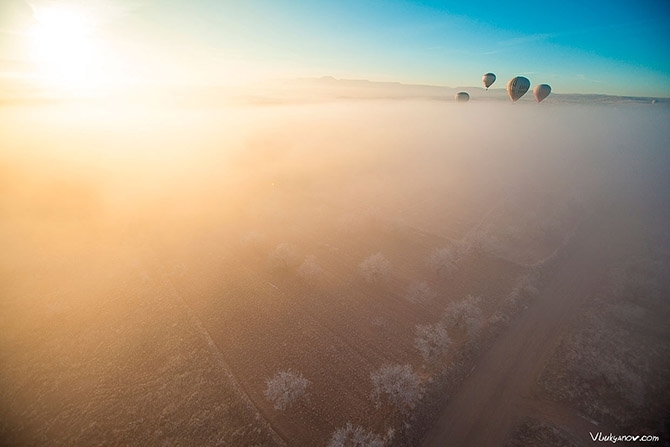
[
  {"x1": 455, "y1": 92, "x2": 470, "y2": 103},
  {"x1": 506, "y1": 76, "x2": 530, "y2": 102},
  {"x1": 482, "y1": 73, "x2": 496, "y2": 89},
  {"x1": 533, "y1": 84, "x2": 551, "y2": 103}
]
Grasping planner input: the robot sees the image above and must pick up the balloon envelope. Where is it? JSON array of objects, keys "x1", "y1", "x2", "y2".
[
  {"x1": 455, "y1": 92, "x2": 470, "y2": 103},
  {"x1": 533, "y1": 84, "x2": 551, "y2": 102},
  {"x1": 482, "y1": 73, "x2": 496, "y2": 89},
  {"x1": 506, "y1": 76, "x2": 530, "y2": 102}
]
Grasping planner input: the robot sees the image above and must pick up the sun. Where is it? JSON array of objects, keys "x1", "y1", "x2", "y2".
[{"x1": 28, "y1": 5, "x2": 106, "y2": 92}]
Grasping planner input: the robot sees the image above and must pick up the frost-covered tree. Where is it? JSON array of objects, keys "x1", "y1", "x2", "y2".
[
  {"x1": 405, "y1": 281, "x2": 436, "y2": 304},
  {"x1": 415, "y1": 322, "x2": 452, "y2": 364},
  {"x1": 442, "y1": 295, "x2": 483, "y2": 338},
  {"x1": 328, "y1": 423, "x2": 386, "y2": 447},
  {"x1": 264, "y1": 370, "x2": 310, "y2": 410},
  {"x1": 358, "y1": 252, "x2": 392, "y2": 284},
  {"x1": 370, "y1": 364, "x2": 422, "y2": 414},
  {"x1": 268, "y1": 243, "x2": 300, "y2": 271},
  {"x1": 427, "y1": 247, "x2": 456, "y2": 278},
  {"x1": 297, "y1": 255, "x2": 323, "y2": 281}
]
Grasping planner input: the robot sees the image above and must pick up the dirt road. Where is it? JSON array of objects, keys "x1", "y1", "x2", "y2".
[{"x1": 421, "y1": 200, "x2": 639, "y2": 447}]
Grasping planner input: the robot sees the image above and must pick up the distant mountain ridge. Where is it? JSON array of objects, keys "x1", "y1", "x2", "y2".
[
  {"x1": 241, "y1": 76, "x2": 667, "y2": 105},
  {"x1": 1, "y1": 75, "x2": 666, "y2": 107}
]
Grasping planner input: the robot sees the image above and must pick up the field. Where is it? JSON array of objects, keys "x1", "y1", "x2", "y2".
[{"x1": 1, "y1": 97, "x2": 668, "y2": 446}]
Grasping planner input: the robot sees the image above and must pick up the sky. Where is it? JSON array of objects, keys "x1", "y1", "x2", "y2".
[{"x1": 0, "y1": 0, "x2": 668, "y2": 98}]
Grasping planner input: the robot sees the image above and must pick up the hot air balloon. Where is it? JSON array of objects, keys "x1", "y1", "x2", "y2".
[
  {"x1": 455, "y1": 92, "x2": 470, "y2": 103},
  {"x1": 506, "y1": 76, "x2": 530, "y2": 102},
  {"x1": 482, "y1": 73, "x2": 496, "y2": 89},
  {"x1": 533, "y1": 84, "x2": 551, "y2": 103}
]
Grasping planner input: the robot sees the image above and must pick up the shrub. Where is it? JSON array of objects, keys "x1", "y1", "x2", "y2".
[{"x1": 264, "y1": 370, "x2": 310, "y2": 410}]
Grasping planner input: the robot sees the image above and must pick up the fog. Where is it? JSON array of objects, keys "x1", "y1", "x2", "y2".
[
  {"x1": 3, "y1": 99, "x2": 666, "y2": 238},
  {"x1": 1, "y1": 95, "x2": 669, "y2": 446}
]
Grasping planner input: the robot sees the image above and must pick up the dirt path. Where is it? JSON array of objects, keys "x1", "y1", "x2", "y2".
[
  {"x1": 421, "y1": 201, "x2": 635, "y2": 447},
  {"x1": 143, "y1": 251, "x2": 287, "y2": 447}
]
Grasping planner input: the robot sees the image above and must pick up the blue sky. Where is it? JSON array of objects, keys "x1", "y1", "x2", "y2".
[{"x1": 1, "y1": 0, "x2": 668, "y2": 96}]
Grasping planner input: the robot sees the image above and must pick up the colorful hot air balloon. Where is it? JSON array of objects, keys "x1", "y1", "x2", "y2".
[
  {"x1": 455, "y1": 92, "x2": 470, "y2": 103},
  {"x1": 506, "y1": 76, "x2": 530, "y2": 102},
  {"x1": 482, "y1": 73, "x2": 496, "y2": 89},
  {"x1": 533, "y1": 84, "x2": 551, "y2": 103}
]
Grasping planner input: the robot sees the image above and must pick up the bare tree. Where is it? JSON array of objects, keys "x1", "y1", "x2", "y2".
[
  {"x1": 297, "y1": 255, "x2": 323, "y2": 281},
  {"x1": 427, "y1": 247, "x2": 456, "y2": 278},
  {"x1": 415, "y1": 322, "x2": 452, "y2": 364},
  {"x1": 442, "y1": 295, "x2": 483, "y2": 338},
  {"x1": 358, "y1": 252, "x2": 392, "y2": 284},
  {"x1": 264, "y1": 370, "x2": 310, "y2": 410},
  {"x1": 328, "y1": 423, "x2": 386, "y2": 447},
  {"x1": 405, "y1": 281, "x2": 436, "y2": 304},
  {"x1": 370, "y1": 364, "x2": 422, "y2": 415}
]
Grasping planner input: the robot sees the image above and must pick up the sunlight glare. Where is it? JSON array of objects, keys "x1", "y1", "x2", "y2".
[{"x1": 28, "y1": 6, "x2": 107, "y2": 93}]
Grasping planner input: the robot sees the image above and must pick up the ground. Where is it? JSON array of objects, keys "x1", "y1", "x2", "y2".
[{"x1": 1, "y1": 100, "x2": 668, "y2": 446}]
